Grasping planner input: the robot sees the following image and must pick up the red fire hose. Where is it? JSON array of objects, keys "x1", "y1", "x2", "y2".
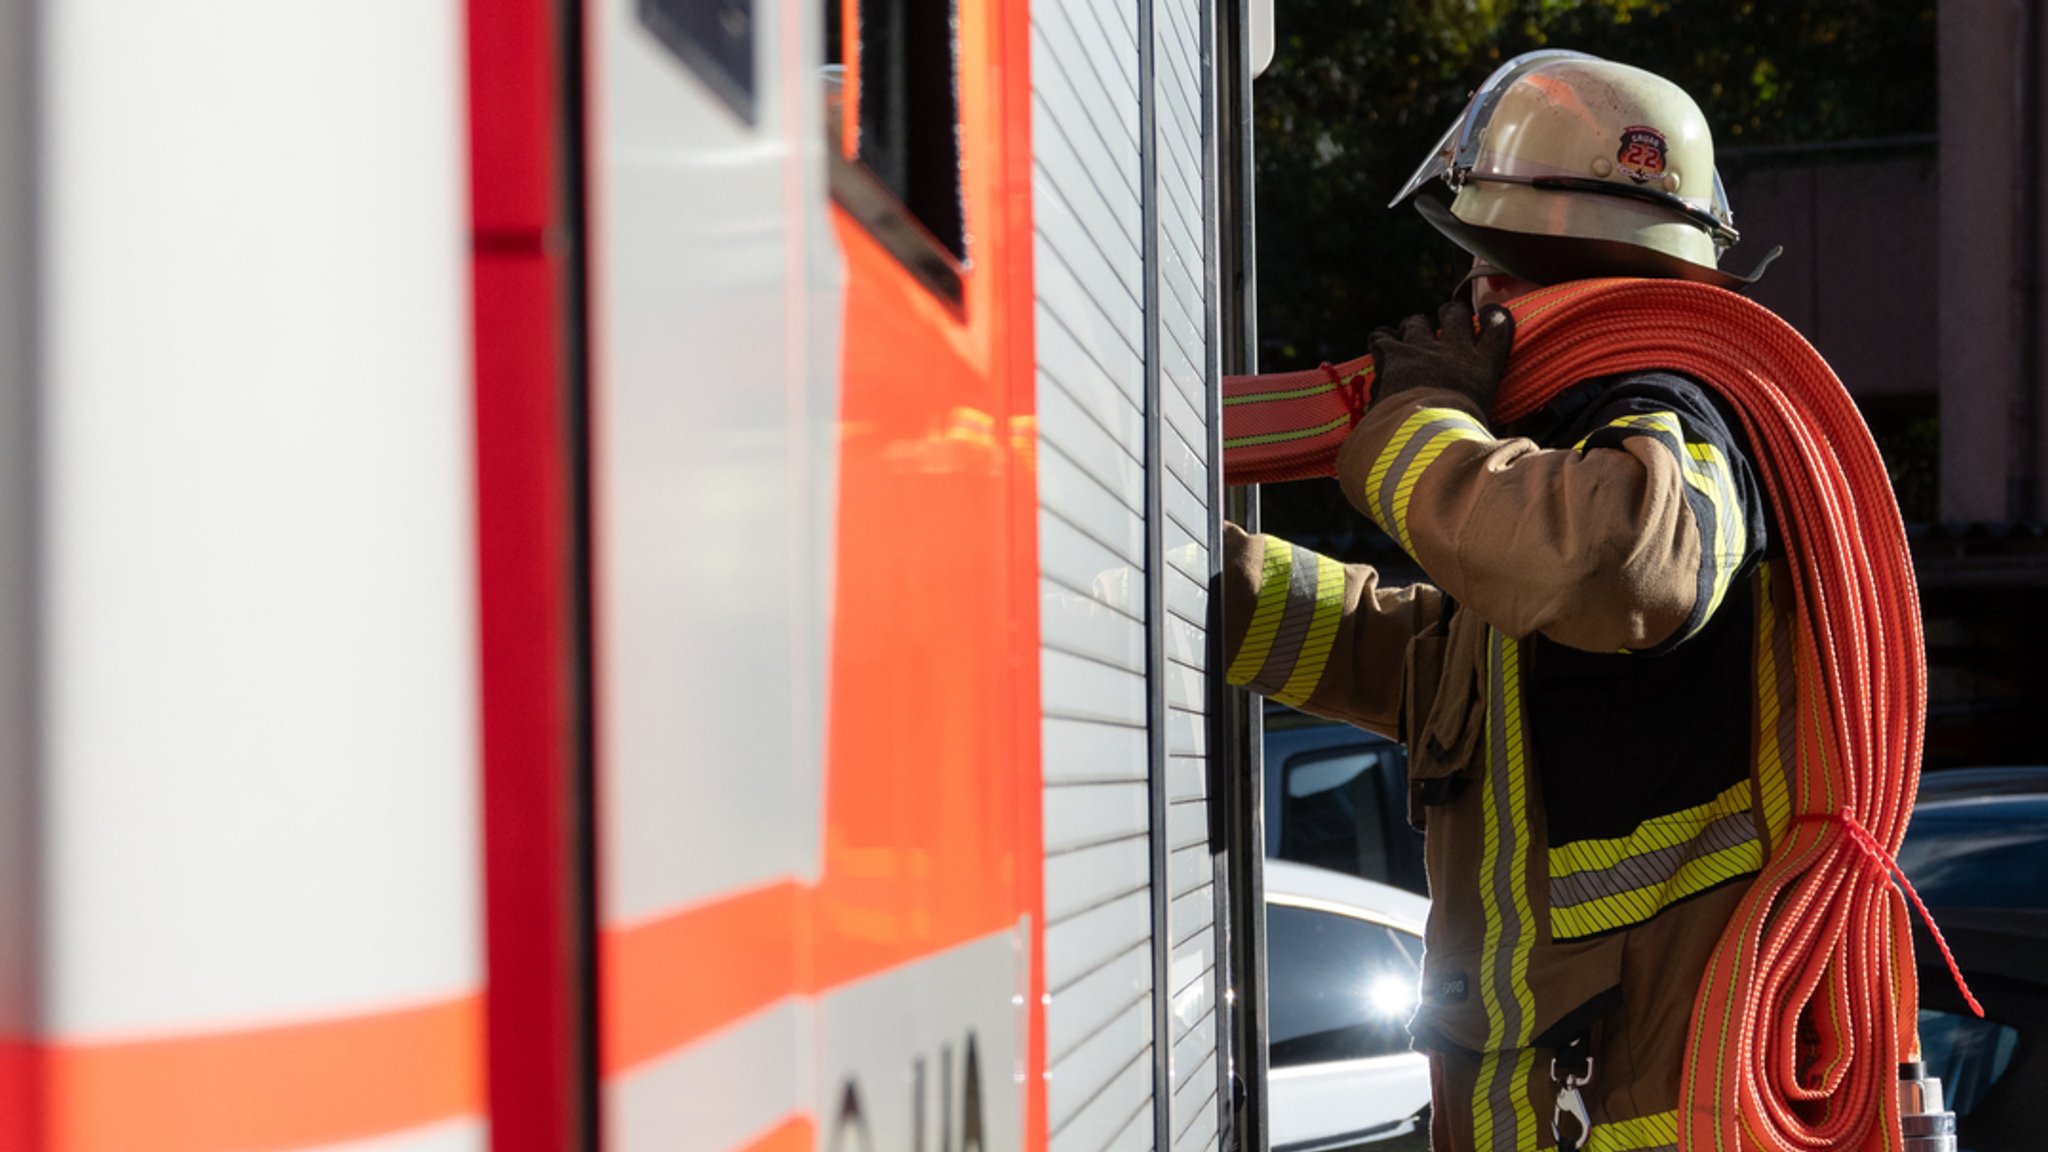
[{"x1": 1223, "y1": 278, "x2": 1977, "y2": 1151}]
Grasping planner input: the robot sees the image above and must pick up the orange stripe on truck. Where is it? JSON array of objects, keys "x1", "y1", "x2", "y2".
[
  {"x1": 738, "y1": 1114, "x2": 816, "y2": 1152},
  {"x1": 598, "y1": 865, "x2": 1028, "y2": 1078},
  {"x1": 600, "y1": 879, "x2": 807, "y2": 1076},
  {"x1": 28, "y1": 995, "x2": 481, "y2": 1152}
]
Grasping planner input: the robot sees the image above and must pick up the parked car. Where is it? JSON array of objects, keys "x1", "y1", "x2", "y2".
[
  {"x1": 1264, "y1": 703, "x2": 1426, "y2": 895},
  {"x1": 1265, "y1": 858, "x2": 1432, "y2": 1151},
  {"x1": 1896, "y1": 766, "x2": 2048, "y2": 1151}
]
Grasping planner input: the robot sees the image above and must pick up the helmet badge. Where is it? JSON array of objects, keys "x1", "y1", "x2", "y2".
[{"x1": 1616, "y1": 125, "x2": 1668, "y2": 184}]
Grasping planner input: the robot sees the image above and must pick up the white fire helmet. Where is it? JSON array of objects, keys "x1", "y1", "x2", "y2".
[{"x1": 1391, "y1": 50, "x2": 1781, "y2": 290}]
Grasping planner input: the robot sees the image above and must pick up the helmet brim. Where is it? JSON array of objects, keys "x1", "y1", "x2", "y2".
[{"x1": 1415, "y1": 196, "x2": 1780, "y2": 291}]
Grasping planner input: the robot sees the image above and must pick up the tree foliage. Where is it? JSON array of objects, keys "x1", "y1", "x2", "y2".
[{"x1": 1253, "y1": 0, "x2": 1937, "y2": 368}]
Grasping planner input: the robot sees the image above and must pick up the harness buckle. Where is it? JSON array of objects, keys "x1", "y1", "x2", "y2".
[
  {"x1": 1552, "y1": 1084, "x2": 1592, "y2": 1151},
  {"x1": 1549, "y1": 1054, "x2": 1595, "y2": 1152},
  {"x1": 1549, "y1": 1053, "x2": 1594, "y2": 1086}
]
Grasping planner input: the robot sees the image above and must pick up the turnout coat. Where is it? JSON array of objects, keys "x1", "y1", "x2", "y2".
[{"x1": 1225, "y1": 374, "x2": 1798, "y2": 1151}]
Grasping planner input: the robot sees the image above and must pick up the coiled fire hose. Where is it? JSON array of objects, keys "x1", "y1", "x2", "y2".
[{"x1": 1223, "y1": 278, "x2": 1979, "y2": 1151}]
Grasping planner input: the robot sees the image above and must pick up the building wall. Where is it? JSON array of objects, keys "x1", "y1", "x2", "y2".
[
  {"x1": 1937, "y1": 0, "x2": 2032, "y2": 523},
  {"x1": 1723, "y1": 150, "x2": 1938, "y2": 402}
]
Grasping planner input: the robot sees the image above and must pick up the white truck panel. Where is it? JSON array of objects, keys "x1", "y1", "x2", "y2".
[
  {"x1": 37, "y1": 0, "x2": 480, "y2": 1034},
  {"x1": 589, "y1": 0, "x2": 841, "y2": 926},
  {"x1": 610, "y1": 1002, "x2": 809, "y2": 1152}
]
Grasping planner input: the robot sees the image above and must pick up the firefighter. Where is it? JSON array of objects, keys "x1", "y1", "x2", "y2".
[{"x1": 1225, "y1": 52, "x2": 1789, "y2": 1150}]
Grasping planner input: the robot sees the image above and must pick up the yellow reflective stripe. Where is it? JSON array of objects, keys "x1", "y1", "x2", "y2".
[
  {"x1": 1224, "y1": 540, "x2": 1293, "y2": 685},
  {"x1": 1273, "y1": 553, "x2": 1345, "y2": 706},
  {"x1": 1364, "y1": 406, "x2": 1441, "y2": 514},
  {"x1": 1366, "y1": 406, "x2": 1491, "y2": 555},
  {"x1": 1573, "y1": 409, "x2": 1678, "y2": 453},
  {"x1": 1548, "y1": 777, "x2": 1755, "y2": 876},
  {"x1": 1477, "y1": 657, "x2": 1510, "y2": 1048},
  {"x1": 1499, "y1": 635, "x2": 1537, "y2": 1032},
  {"x1": 1228, "y1": 542, "x2": 1347, "y2": 704},
  {"x1": 1549, "y1": 838, "x2": 1763, "y2": 940},
  {"x1": 1594, "y1": 410, "x2": 1683, "y2": 447},
  {"x1": 1586, "y1": 1109, "x2": 1678, "y2": 1152},
  {"x1": 1390, "y1": 427, "x2": 1476, "y2": 554},
  {"x1": 1478, "y1": 630, "x2": 1537, "y2": 1050},
  {"x1": 1510, "y1": 1048, "x2": 1539, "y2": 1152},
  {"x1": 1471, "y1": 1050, "x2": 1498, "y2": 1152},
  {"x1": 1755, "y1": 563, "x2": 1794, "y2": 850},
  {"x1": 1682, "y1": 439, "x2": 1746, "y2": 623},
  {"x1": 1547, "y1": 775, "x2": 1762, "y2": 939},
  {"x1": 1472, "y1": 1049, "x2": 1539, "y2": 1152}
]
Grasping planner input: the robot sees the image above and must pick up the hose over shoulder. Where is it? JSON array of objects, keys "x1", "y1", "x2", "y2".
[{"x1": 1224, "y1": 278, "x2": 1929, "y2": 1152}]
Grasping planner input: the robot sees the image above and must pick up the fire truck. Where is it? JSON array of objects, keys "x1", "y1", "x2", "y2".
[{"x1": 0, "y1": 0, "x2": 1275, "y2": 1150}]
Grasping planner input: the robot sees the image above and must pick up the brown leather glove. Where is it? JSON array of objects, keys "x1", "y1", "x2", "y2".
[{"x1": 1368, "y1": 299, "x2": 1515, "y2": 414}]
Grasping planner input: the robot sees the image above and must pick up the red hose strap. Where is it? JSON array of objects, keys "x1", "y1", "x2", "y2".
[
  {"x1": 1797, "y1": 810, "x2": 1983, "y2": 1018},
  {"x1": 1323, "y1": 361, "x2": 1367, "y2": 425}
]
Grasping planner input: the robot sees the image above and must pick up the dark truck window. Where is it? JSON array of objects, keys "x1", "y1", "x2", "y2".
[
  {"x1": 823, "y1": 0, "x2": 965, "y2": 301},
  {"x1": 1266, "y1": 903, "x2": 1420, "y2": 1068},
  {"x1": 642, "y1": 0, "x2": 758, "y2": 124}
]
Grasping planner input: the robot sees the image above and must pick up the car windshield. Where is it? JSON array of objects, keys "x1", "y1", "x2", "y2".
[{"x1": 1898, "y1": 798, "x2": 2048, "y2": 908}]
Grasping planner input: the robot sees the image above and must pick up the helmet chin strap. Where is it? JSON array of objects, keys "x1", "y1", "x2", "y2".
[{"x1": 1453, "y1": 259, "x2": 1502, "y2": 303}]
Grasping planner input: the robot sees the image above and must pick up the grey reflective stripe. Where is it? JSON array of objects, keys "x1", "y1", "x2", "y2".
[
  {"x1": 1470, "y1": 1048, "x2": 1538, "y2": 1152},
  {"x1": 1247, "y1": 544, "x2": 1322, "y2": 697},
  {"x1": 1375, "y1": 415, "x2": 1479, "y2": 536},
  {"x1": 1484, "y1": 1051, "x2": 1521, "y2": 1152},
  {"x1": 1547, "y1": 811, "x2": 1759, "y2": 909}
]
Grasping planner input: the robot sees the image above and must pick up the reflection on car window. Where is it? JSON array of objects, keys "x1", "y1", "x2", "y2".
[
  {"x1": 1919, "y1": 1009, "x2": 2020, "y2": 1117},
  {"x1": 1897, "y1": 816, "x2": 2048, "y2": 909},
  {"x1": 1267, "y1": 903, "x2": 1420, "y2": 1068},
  {"x1": 1280, "y1": 751, "x2": 1392, "y2": 883}
]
